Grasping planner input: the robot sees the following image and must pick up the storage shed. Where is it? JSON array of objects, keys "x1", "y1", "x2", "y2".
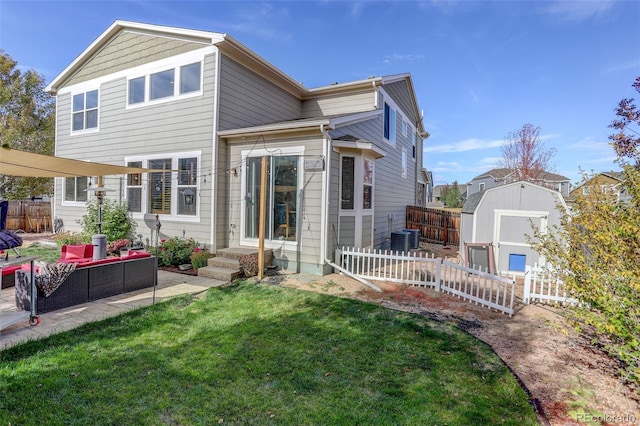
[{"x1": 460, "y1": 181, "x2": 567, "y2": 273}]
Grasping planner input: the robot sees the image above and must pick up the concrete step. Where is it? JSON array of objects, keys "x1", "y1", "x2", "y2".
[
  {"x1": 198, "y1": 266, "x2": 243, "y2": 282},
  {"x1": 207, "y1": 256, "x2": 240, "y2": 269}
]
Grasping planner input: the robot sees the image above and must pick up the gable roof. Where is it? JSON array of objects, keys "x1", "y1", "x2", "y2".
[
  {"x1": 462, "y1": 180, "x2": 568, "y2": 214},
  {"x1": 46, "y1": 20, "x2": 307, "y2": 97}
]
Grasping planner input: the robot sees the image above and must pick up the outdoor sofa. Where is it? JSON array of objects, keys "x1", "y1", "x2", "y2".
[{"x1": 15, "y1": 244, "x2": 157, "y2": 314}]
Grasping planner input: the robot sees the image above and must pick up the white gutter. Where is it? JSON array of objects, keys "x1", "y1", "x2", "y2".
[
  {"x1": 320, "y1": 124, "x2": 330, "y2": 272},
  {"x1": 210, "y1": 47, "x2": 222, "y2": 251}
]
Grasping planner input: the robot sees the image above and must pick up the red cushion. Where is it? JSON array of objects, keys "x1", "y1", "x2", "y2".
[
  {"x1": 2, "y1": 265, "x2": 22, "y2": 275},
  {"x1": 63, "y1": 245, "x2": 90, "y2": 260}
]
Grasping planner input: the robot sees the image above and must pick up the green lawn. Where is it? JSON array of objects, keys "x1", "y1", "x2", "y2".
[
  {"x1": 17, "y1": 243, "x2": 61, "y2": 264},
  {"x1": 0, "y1": 283, "x2": 538, "y2": 425}
]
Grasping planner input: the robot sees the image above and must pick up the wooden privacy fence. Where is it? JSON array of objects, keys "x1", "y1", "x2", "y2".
[
  {"x1": 406, "y1": 206, "x2": 460, "y2": 247},
  {"x1": 5, "y1": 200, "x2": 52, "y2": 233},
  {"x1": 523, "y1": 264, "x2": 576, "y2": 305},
  {"x1": 337, "y1": 247, "x2": 516, "y2": 316}
]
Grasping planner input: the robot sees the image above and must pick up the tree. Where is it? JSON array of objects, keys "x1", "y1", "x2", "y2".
[
  {"x1": 441, "y1": 181, "x2": 464, "y2": 208},
  {"x1": 530, "y1": 77, "x2": 640, "y2": 385},
  {"x1": 609, "y1": 76, "x2": 640, "y2": 166},
  {"x1": 499, "y1": 123, "x2": 556, "y2": 182},
  {"x1": 0, "y1": 50, "x2": 55, "y2": 198}
]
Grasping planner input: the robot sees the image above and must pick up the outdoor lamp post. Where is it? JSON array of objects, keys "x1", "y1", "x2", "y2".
[
  {"x1": 86, "y1": 176, "x2": 109, "y2": 260},
  {"x1": 183, "y1": 188, "x2": 194, "y2": 205}
]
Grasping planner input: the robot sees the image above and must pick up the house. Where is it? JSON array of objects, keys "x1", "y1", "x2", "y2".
[
  {"x1": 466, "y1": 168, "x2": 571, "y2": 197},
  {"x1": 431, "y1": 184, "x2": 447, "y2": 203},
  {"x1": 45, "y1": 20, "x2": 429, "y2": 276},
  {"x1": 460, "y1": 181, "x2": 567, "y2": 273},
  {"x1": 567, "y1": 171, "x2": 628, "y2": 204},
  {"x1": 417, "y1": 168, "x2": 433, "y2": 206}
]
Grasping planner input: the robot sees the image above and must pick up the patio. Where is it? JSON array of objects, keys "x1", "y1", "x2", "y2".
[{"x1": 1, "y1": 270, "x2": 225, "y2": 350}]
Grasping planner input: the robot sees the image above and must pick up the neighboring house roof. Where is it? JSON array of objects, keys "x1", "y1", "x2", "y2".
[
  {"x1": 471, "y1": 167, "x2": 570, "y2": 183},
  {"x1": 472, "y1": 168, "x2": 514, "y2": 181}
]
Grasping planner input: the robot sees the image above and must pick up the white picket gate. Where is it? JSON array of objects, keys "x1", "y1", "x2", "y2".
[
  {"x1": 440, "y1": 261, "x2": 516, "y2": 316},
  {"x1": 336, "y1": 247, "x2": 516, "y2": 316},
  {"x1": 523, "y1": 264, "x2": 577, "y2": 305},
  {"x1": 336, "y1": 247, "x2": 440, "y2": 287}
]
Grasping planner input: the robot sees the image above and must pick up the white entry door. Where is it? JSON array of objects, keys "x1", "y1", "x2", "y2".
[{"x1": 338, "y1": 155, "x2": 374, "y2": 248}]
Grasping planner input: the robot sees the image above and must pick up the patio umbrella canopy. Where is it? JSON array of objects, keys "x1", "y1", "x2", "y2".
[{"x1": 0, "y1": 147, "x2": 150, "y2": 177}]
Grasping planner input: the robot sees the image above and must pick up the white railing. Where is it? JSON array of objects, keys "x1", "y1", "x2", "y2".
[
  {"x1": 336, "y1": 247, "x2": 516, "y2": 316},
  {"x1": 337, "y1": 247, "x2": 440, "y2": 288},
  {"x1": 523, "y1": 264, "x2": 577, "y2": 305}
]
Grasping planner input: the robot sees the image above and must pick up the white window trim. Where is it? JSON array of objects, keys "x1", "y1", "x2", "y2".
[
  {"x1": 401, "y1": 148, "x2": 408, "y2": 179},
  {"x1": 239, "y1": 146, "x2": 305, "y2": 250},
  {"x1": 57, "y1": 47, "x2": 214, "y2": 97},
  {"x1": 124, "y1": 150, "x2": 201, "y2": 222},
  {"x1": 69, "y1": 88, "x2": 100, "y2": 136},
  {"x1": 61, "y1": 176, "x2": 92, "y2": 207},
  {"x1": 126, "y1": 59, "x2": 204, "y2": 109},
  {"x1": 380, "y1": 88, "x2": 416, "y2": 147},
  {"x1": 479, "y1": 182, "x2": 485, "y2": 192}
]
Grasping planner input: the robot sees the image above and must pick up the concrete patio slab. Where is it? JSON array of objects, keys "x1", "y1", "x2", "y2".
[{"x1": 0, "y1": 270, "x2": 226, "y2": 350}]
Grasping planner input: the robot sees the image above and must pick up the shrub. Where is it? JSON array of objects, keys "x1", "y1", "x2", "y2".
[
  {"x1": 190, "y1": 248, "x2": 213, "y2": 269},
  {"x1": 154, "y1": 237, "x2": 197, "y2": 267},
  {"x1": 79, "y1": 199, "x2": 136, "y2": 243},
  {"x1": 107, "y1": 239, "x2": 131, "y2": 257},
  {"x1": 52, "y1": 231, "x2": 88, "y2": 247}
]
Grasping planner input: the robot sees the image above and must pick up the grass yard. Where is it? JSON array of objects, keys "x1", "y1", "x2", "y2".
[
  {"x1": 0, "y1": 283, "x2": 538, "y2": 425},
  {"x1": 17, "y1": 243, "x2": 61, "y2": 264}
]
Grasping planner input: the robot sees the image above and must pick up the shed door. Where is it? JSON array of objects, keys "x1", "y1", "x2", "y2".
[{"x1": 493, "y1": 210, "x2": 548, "y2": 272}]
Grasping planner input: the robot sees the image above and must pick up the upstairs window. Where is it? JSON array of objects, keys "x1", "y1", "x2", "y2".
[
  {"x1": 128, "y1": 77, "x2": 145, "y2": 104},
  {"x1": 72, "y1": 90, "x2": 98, "y2": 131},
  {"x1": 128, "y1": 61, "x2": 202, "y2": 106},
  {"x1": 383, "y1": 102, "x2": 396, "y2": 144},
  {"x1": 180, "y1": 62, "x2": 201, "y2": 94},
  {"x1": 412, "y1": 131, "x2": 417, "y2": 159},
  {"x1": 401, "y1": 149, "x2": 407, "y2": 178},
  {"x1": 150, "y1": 69, "x2": 175, "y2": 100}
]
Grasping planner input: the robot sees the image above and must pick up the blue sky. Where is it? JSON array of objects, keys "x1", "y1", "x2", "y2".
[{"x1": 1, "y1": 0, "x2": 639, "y2": 186}]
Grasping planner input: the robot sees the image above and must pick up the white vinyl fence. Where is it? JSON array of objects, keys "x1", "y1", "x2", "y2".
[
  {"x1": 336, "y1": 247, "x2": 516, "y2": 316},
  {"x1": 523, "y1": 264, "x2": 577, "y2": 305}
]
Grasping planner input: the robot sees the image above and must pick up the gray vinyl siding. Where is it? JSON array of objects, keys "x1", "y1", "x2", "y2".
[
  {"x1": 468, "y1": 176, "x2": 498, "y2": 196},
  {"x1": 218, "y1": 55, "x2": 301, "y2": 130},
  {"x1": 383, "y1": 81, "x2": 417, "y2": 125},
  {"x1": 330, "y1": 104, "x2": 417, "y2": 250},
  {"x1": 54, "y1": 53, "x2": 217, "y2": 246},
  {"x1": 301, "y1": 89, "x2": 376, "y2": 118},
  {"x1": 226, "y1": 133, "x2": 325, "y2": 274},
  {"x1": 65, "y1": 30, "x2": 208, "y2": 87},
  {"x1": 338, "y1": 216, "x2": 356, "y2": 247}
]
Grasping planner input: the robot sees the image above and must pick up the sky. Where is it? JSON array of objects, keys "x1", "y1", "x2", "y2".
[{"x1": 1, "y1": 0, "x2": 639, "y2": 186}]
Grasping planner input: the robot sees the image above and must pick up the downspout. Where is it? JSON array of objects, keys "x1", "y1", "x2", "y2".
[
  {"x1": 320, "y1": 124, "x2": 381, "y2": 293},
  {"x1": 210, "y1": 48, "x2": 222, "y2": 252}
]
